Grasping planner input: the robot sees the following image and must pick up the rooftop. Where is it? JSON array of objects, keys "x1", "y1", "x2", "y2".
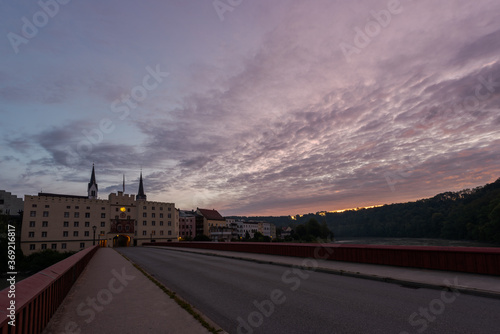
[
  {"x1": 38, "y1": 192, "x2": 88, "y2": 199},
  {"x1": 197, "y1": 208, "x2": 225, "y2": 220}
]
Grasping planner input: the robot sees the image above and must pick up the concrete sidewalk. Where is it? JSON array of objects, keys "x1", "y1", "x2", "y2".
[
  {"x1": 43, "y1": 248, "x2": 214, "y2": 334},
  {"x1": 149, "y1": 246, "x2": 500, "y2": 299}
]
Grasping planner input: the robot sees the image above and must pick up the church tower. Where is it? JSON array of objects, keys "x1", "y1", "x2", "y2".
[
  {"x1": 88, "y1": 164, "x2": 98, "y2": 199},
  {"x1": 136, "y1": 171, "x2": 147, "y2": 201}
]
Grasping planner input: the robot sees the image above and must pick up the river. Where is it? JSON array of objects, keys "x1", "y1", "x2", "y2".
[{"x1": 333, "y1": 237, "x2": 499, "y2": 247}]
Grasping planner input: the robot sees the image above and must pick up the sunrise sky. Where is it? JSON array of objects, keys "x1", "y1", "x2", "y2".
[{"x1": 1, "y1": 0, "x2": 499, "y2": 216}]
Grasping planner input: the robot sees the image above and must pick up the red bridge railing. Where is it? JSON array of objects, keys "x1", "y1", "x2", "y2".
[
  {"x1": 0, "y1": 246, "x2": 99, "y2": 334},
  {"x1": 144, "y1": 242, "x2": 500, "y2": 275}
]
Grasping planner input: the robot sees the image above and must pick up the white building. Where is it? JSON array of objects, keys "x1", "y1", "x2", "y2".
[{"x1": 235, "y1": 221, "x2": 259, "y2": 239}]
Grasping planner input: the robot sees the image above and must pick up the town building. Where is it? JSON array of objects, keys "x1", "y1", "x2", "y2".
[
  {"x1": 233, "y1": 220, "x2": 277, "y2": 239},
  {"x1": 258, "y1": 221, "x2": 277, "y2": 239},
  {"x1": 0, "y1": 190, "x2": 24, "y2": 216},
  {"x1": 179, "y1": 210, "x2": 196, "y2": 239},
  {"x1": 20, "y1": 165, "x2": 178, "y2": 254},
  {"x1": 196, "y1": 208, "x2": 226, "y2": 237},
  {"x1": 236, "y1": 221, "x2": 259, "y2": 239},
  {"x1": 209, "y1": 225, "x2": 238, "y2": 242}
]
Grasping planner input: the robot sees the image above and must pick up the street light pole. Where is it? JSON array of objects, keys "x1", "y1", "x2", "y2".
[{"x1": 92, "y1": 225, "x2": 96, "y2": 246}]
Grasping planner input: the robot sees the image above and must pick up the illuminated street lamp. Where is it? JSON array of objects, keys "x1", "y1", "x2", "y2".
[{"x1": 92, "y1": 225, "x2": 97, "y2": 245}]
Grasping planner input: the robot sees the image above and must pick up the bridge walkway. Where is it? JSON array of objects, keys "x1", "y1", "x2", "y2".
[{"x1": 42, "y1": 247, "x2": 216, "y2": 334}]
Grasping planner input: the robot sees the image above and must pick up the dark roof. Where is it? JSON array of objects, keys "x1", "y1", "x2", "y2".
[
  {"x1": 38, "y1": 193, "x2": 88, "y2": 199},
  {"x1": 198, "y1": 208, "x2": 225, "y2": 220},
  {"x1": 137, "y1": 171, "x2": 146, "y2": 200},
  {"x1": 179, "y1": 210, "x2": 199, "y2": 217},
  {"x1": 88, "y1": 164, "x2": 98, "y2": 191}
]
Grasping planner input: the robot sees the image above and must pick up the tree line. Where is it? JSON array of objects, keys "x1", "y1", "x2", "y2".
[{"x1": 237, "y1": 178, "x2": 500, "y2": 244}]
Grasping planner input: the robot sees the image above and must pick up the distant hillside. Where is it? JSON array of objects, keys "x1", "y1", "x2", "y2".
[{"x1": 232, "y1": 178, "x2": 500, "y2": 243}]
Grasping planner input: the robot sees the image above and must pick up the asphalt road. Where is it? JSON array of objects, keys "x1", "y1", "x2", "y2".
[{"x1": 117, "y1": 247, "x2": 500, "y2": 334}]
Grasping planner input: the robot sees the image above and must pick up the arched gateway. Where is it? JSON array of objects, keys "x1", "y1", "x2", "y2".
[{"x1": 112, "y1": 234, "x2": 132, "y2": 247}]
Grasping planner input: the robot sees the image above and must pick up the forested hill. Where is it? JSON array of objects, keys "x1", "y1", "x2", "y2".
[{"x1": 233, "y1": 178, "x2": 500, "y2": 243}]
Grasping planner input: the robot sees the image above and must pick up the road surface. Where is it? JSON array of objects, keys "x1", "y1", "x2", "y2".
[{"x1": 118, "y1": 247, "x2": 500, "y2": 334}]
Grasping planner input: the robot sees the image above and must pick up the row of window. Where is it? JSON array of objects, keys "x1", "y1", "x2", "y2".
[
  {"x1": 32, "y1": 204, "x2": 98, "y2": 209},
  {"x1": 116, "y1": 225, "x2": 131, "y2": 232},
  {"x1": 29, "y1": 243, "x2": 84, "y2": 250},
  {"x1": 30, "y1": 211, "x2": 174, "y2": 218},
  {"x1": 142, "y1": 213, "x2": 171, "y2": 218},
  {"x1": 27, "y1": 220, "x2": 175, "y2": 229},
  {"x1": 28, "y1": 221, "x2": 106, "y2": 228},
  {"x1": 28, "y1": 226, "x2": 176, "y2": 237},
  {"x1": 31, "y1": 204, "x2": 174, "y2": 211},
  {"x1": 30, "y1": 211, "x2": 107, "y2": 218},
  {"x1": 140, "y1": 221, "x2": 172, "y2": 226},
  {"x1": 138, "y1": 230, "x2": 171, "y2": 236},
  {"x1": 141, "y1": 206, "x2": 172, "y2": 211},
  {"x1": 31, "y1": 204, "x2": 172, "y2": 211},
  {"x1": 34, "y1": 204, "x2": 108, "y2": 210},
  {"x1": 28, "y1": 231, "x2": 105, "y2": 237},
  {"x1": 239, "y1": 229, "x2": 259, "y2": 233}
]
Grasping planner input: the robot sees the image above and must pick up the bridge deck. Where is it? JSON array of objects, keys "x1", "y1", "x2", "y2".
[
  {"x1": 149, "y1": 246, "x2": 500, "y2": 298},
  {"x1": 43, "y1": 245, "x2": 500, "y2": 333}
]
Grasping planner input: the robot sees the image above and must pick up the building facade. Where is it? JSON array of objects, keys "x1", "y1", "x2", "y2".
[
  {"x1": 236, "y1": 221, "x2": 259, "y2": 238},
  {"x1": 257, "y1": 221, "x2": 277, "y2": 239},
  {"x1": 209, "y1": 225, "x2": 238, "y2": 242},
  {"x1": 20, "y1": 166, "x2": 178, "y2": 254},
  {"x1": 233, "y1": 221, "x2": 276, "y2": 239},
  {"x1": 0, "y1": 190, "x2": 24, "y2": 216},
  {"x1": 179, "y1": 210, "x2": 196, "y2": 239},
  {"x1": 196, "y1": 208, "x2": 226, "y2": 237}
]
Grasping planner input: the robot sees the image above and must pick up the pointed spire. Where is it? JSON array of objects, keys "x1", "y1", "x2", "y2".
[
  {"x1": 137, "y1": 171, "x2": 147, "y2": 201},
  {"x1": 88, "y1": 163, "x2": 98, "y2": 199},
  {"x1": 123, "y1": 174, "x2": 125, "y2": 193}
]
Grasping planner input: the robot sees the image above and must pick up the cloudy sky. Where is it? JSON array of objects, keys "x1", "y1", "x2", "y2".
[{"x1": 1, "y1": 0, "x2": 499, "y2": 216}]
